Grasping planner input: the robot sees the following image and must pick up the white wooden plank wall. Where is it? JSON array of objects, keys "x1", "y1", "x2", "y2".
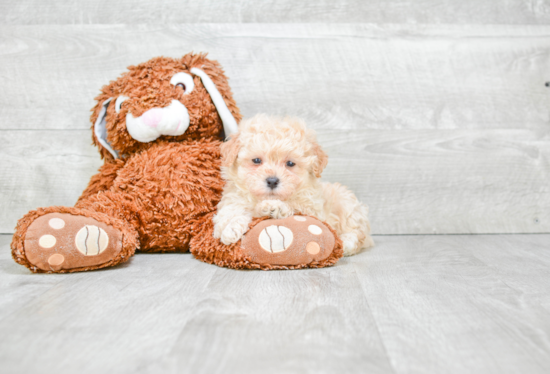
[
  {"x1": 0, "y1": 5, "x2": 549, "y2": 235},
  {"x1": 1, "y1": 0, "x2": 550, "y2": 24}
]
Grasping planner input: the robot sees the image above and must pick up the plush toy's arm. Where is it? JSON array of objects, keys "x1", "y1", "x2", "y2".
[{"x1": 76, "y1": 159, "x2": 126, "y2": 204}]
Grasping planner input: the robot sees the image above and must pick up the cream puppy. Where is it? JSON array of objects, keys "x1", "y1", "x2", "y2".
[{"x1": 213, "y1": 114, "x2": 374, "y2": 256}]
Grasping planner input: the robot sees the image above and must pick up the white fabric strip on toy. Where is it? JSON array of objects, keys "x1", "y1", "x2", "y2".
[
  {"x1": 191, "y1": 67, "x2": 239, "y2": 137},
  {"x1": 93, "y1": 97, "x2": 119, "y2": 159}
]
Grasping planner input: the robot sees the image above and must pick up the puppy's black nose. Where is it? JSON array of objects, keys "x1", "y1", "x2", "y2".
[{"x1": 266, "y1": 177, "x2": 279, "y2": 189}]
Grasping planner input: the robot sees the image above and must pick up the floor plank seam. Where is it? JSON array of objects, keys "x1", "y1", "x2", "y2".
[{"x1": 350, "y1": 259, "x2": 398, "y2": 374}]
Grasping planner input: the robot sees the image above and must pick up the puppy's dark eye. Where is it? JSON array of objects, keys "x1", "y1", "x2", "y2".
[
  {"x1": 286, "y1": 161, "x2": 296, "y2": 167},
  {"x1": 176, "y1": 83, "x2": 186, "y2": 90},
  {"x1": 252, "y1": 158, "x2": 262, "y2": 164}
]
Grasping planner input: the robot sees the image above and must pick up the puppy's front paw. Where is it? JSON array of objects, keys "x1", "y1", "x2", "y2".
[
  {"x1": 220, "y1": 216, "x2": 251, "y2": 245},
  {"x1": 255, "y1": 200, "x2": 293, "y2": 219}
]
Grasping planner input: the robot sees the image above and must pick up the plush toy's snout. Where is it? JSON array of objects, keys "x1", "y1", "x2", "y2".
[{"x1": 126, "y1": 100, "x2": 190, "y2": 143}]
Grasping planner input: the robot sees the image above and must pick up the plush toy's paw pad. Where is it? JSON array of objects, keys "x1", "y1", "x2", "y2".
[
  {"x1": 241, "y1": 215, "x2": 335, "y2": 266},
  {"x1": 24, "y1": 213, "x2": 123, "y2": 272}
]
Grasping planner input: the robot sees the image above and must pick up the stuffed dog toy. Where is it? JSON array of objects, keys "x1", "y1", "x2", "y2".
[{"x1": 11, "y1": 53, "x2": 342, "y2": 273}]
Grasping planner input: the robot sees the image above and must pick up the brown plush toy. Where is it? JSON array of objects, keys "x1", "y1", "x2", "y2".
[{"x1": 11, "y1": 53, "x2": 342, "y2": 273}]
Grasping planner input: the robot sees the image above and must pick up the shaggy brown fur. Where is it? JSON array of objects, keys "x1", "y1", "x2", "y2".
[{"x1": 11, "y1": 53, "x2": 342, "y2": 273}]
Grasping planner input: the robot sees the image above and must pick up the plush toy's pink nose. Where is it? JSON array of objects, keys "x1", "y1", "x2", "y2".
[{"x1": 140, "y1": 108, "x2": 163, "y2": 128}]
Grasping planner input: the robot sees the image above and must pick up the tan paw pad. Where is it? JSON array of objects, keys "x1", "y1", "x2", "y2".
[
  {"x1": 75, "y1": 225, "x2": 109, "y2": 256},
  {"x1": 48, "y1": 218, "x2": 65, "y2": 229},
  {"x1": 258, "y1": 225, "x2": 294, "y2": 253},
  {"x1": 39, "y1": 235, "x2": 56, "y2": 248},
  {"x1": 306, "y1": 241, "x2": 321, "y2": 254},
  {"x1": 308, "y1": 225, "x2": 323, "y2": 235},
  {"x1": 48, "y1": 254, "x2": 65, "y2": 266}
]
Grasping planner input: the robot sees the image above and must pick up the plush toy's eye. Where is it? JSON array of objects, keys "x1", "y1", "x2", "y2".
[
  {"x1": 252, "y1": 158, "x2": 262, "y2": 164},
  {"x1": 170, "y1": 72, "x2": 194, "y2": 95},
  {"x1": 115, "y1": 96, "x2": 129, "y2": 114},
  {"x1": 286, "y1": 161, "x2": 296, "y2": 167}
]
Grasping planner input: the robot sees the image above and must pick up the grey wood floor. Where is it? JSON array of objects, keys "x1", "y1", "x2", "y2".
[{"x1": 1, "y1": 233, "x2": 550, "y2": 374}]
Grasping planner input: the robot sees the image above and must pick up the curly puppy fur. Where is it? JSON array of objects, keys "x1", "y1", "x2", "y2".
[{"x1": 213, "y1": 114, "x2": 374, "y2": 256}]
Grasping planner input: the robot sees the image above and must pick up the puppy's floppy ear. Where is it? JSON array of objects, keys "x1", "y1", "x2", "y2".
[
  {"x1": 220, "y1": 133, "x2": 241, "y2": 167},
  {"x1": 311, "y1": 141, "x2": 328, "y2": 178}
]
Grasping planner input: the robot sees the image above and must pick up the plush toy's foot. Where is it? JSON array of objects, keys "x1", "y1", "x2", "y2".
[
  {"x1": 22, "y1": 213, "x2": 123, "y2": 272},
  {"x1": 12, "y1": 208, "x2": 140, "y2": 273},
  {"x1": 240, "y1": 215, "x2": 341, "y2": 268},
  {"x1": 189, "y1": 212, "x2": 343, "y2": 270}
]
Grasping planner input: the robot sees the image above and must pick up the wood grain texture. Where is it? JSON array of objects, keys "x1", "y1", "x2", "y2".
[
  {"x1": 320, "y1": 128, "x2": 550, "y2": 235},
  {"x1": 1, "y1": 128, "x2": 549, "y2": 234},
  {"x1": 0, "y1": 131, "x2": 102, "y2": 233},
  {"x1": 1, "y1": 0, "x2": 550, "y2": 25},
  {"x1": 1, "y1": 24, "x2": 549, "y2": 234},
  {"x1": 1, "y1": 234, "x2": 550, "y2": 373},
  {"x1": 353, "y1": 234, "x2": 550, "y2": 374},
  {"x1": 1, "y1": 24, "x2": 549, "y2": 131},
  {"x1": 159, "y1": 261, "x2": 392, "y2": 374}
]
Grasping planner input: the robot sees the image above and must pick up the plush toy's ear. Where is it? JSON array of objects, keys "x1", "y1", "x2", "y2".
[
  {"x1": 220, "y1": 133, "x2": 241, "y2": 167},
  {"x1": 94, "y1": 98, "x2": 119, "y2": 159},
  {"x1": 311, "y1": 141, "x2": 328, "y2": 178},
  {"x1": 191, "y1": 67, "x2": 239, "y2": 138}
]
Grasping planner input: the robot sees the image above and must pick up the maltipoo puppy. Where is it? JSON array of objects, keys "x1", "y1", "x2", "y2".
[{"x1": 213, "y1": 114, "x2": 374, "y2": 256}]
